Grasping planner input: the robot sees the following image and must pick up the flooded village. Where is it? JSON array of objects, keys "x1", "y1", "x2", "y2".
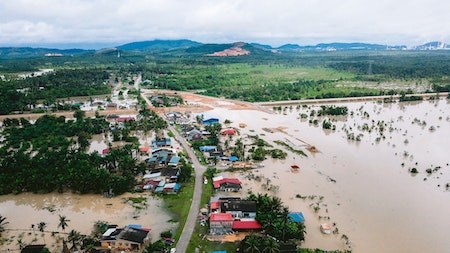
[{"x1": 1, "y1": 83, "x2": 449, "y2": 253}]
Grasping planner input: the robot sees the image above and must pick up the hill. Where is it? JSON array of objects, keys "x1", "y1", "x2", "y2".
[
  {"x1": 0, "y1": 47, "x2": 89, "y2": 58},
  {"x1": 117, "y1": 39, "x2": 201, "y2": 52}
]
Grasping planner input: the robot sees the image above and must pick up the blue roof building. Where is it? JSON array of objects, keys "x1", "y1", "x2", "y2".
[
  {"x1": 199, "y1": 146, "x2": 217, "y2": 152},
  {"x1": 168, "y1": 156, "x2": 181, "y2": 167},
  {"x1": 288, "y1": 212, "x2": 305, "y2": 223},
  {"x1": 228, "y1": 156, "x2": 238, "y2": 162},
  {"x1": 203, "y1": 118, "x2": 219, "y2": 125}
]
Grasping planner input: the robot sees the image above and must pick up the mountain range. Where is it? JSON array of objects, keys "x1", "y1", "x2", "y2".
[{"x1": 0, "y1": 39, "x2": 449, "y2": 58}]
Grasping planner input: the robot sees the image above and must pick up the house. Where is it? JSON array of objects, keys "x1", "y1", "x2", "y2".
[
  {"x1": 288, "y1": 212, "x2": 305, "y2": 223},
  {"x1": 139, "y1": 146, "x2": 150, "y2": 155},
  {"x1": 213, "y1": 176, "x2": 242, "y2": 192},
  {"x1": 151, "y1": 137, "x2": 171, "y2": 148},
  {"x1": 160, "y1": 167, "x2": 181, "y2": 182},
  {"x1": 220, "y1": 128, "x2": 237, "y2": 135},
  {"x1": 202, "y1": 118, "x2": 219, "y2": 125},
  {"x1": 163, "y1": 182, "x2": 181, "y2": 193},
  {"x1": 228, "y1": 156, "x2": 239, "y2": 162},
  {"x1": 209, "y1": 213, "x2": 233, "y2": 235},
  {"x1": 220, "y1": 200, "x2": 257, "y2": 220},
  {"x1": 186, "y1": 129, "x2": 203, "y2": 141},
  {"x1": 232, "y1": 220, "x2": 262, "y2": 231},
  {"x1": 100, "y1": 226, "x2": 150, "y2": 251},
  {"x1": 199, "y1": 146, "x2": 217, "y2": 152},
  {"x1": 146, "y1": 149, "x2": 175, "y2": 167},
  {"x1": 168, "y1": 156, "x2": 180, "y2": 167},
  {"x1": 116, "y1": 116, "x2": 136, "y2": 122}
]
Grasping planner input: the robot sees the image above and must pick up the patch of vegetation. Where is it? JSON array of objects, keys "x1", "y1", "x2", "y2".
[
  {"x1": 274, "y1": 140, "x2": 307, "y2": 157},
  {"x1": 318, "y1": 105, "x2": 348, "y2": 116}
]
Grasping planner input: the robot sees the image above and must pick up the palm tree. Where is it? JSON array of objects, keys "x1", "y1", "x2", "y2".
[
  {"x1": 0, "y1": 215, "x2": 9, "y2": 234},
  {"x1": 244, "y1": 234, "x2": 261, "y2": 253},
  {"x1": 68, "y1": 230, "x2": 81, "y2": 251},
  {"x1": 38, "y1": 222, "x2": 47, "y2": 244},
  {"x1": 58, "y1": 215, "x2": 70, "y2": 233},
  {"x1": 262, "y1": 238, "x2": 280, "y2": 253},
  {"x1": 16, "y1": 238, "x2": 26, "y2": 250}
]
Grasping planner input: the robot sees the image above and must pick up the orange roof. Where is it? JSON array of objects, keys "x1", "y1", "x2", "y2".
[{"x1": 210, "y1": 213, "x2": 233, "y2": 222}]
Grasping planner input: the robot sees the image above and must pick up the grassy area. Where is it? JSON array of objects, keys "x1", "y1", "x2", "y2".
[
  {"x1": 186, "y1": 170, "x2": 237, "y2": 252},
  {"x1": 161, "y1": 177, "x2": 195, "y2": 241},
  {"x1": 194, "y1": 150, "x2": 208, "y2": 165}
]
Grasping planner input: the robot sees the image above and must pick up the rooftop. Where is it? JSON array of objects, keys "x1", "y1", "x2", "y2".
[
  {"x1": 210, "y1": 213, "x2": 233, "y2": 222},
  {"x1": 232, "y1": 220, "x2": 262, "y2": 230},
  {"x1": 117, "y1": 227, "x2": 150, "y2": 243},
  {"x1": 220, "y1": 200, "x2": 256, "y2": 212}
]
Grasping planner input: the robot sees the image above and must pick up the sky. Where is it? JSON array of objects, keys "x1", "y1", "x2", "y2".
[{"x1": 0, "y1": 0, "x2": 449, "y2": 48}]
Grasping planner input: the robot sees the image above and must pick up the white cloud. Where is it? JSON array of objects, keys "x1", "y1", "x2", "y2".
[{"x1": 0, "y1": 0, "x2": 449, "y2": 47}]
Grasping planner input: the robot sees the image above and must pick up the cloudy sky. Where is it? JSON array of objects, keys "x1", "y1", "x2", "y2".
[{"x1": 0, "y1": 0, "x2": 449, "y2": 48}]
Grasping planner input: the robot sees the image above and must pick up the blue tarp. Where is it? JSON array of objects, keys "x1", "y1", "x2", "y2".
[
  {"x1": 288, "y1": 212, "x2": 305, "y2": 223},
  {"x1": 228, "y1": 156, "x2": 238, "y2": 162},
  {"x1": 212, "y1": 251, "x2": 227, "y2": 253}
]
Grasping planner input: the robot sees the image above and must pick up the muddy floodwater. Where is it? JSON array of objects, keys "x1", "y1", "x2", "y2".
[
  {"x1": 0, "y1": 191, "x2": 176, "y2": 252},
  {"x1": 203, "y1": 99, "x2": 450, "y2": 253}
]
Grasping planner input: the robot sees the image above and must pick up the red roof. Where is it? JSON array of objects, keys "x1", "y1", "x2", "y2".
[
  {"x1": 213, "y1": 178, "x2": 242, "y2": 189},
  {"x1": 232, "y1": 220, "x2": 262, "y2": 230},
  {"x1": 210, "y1": 213, "x2": 233, "y2": 222},
  {"x1": 102, "y1": 148, "x2": 110, "y2": 155},
  {"x1": 210, "y1": 201, "x2": 220, "y2": 209},
  {"x1": 139, "y1": 146, "x2": 150, "y2": 153},
  {"x1": 116, "y1": 117, "x2": 135, "y2": 122},
  {"x1": 221, "y1": 129, "x2": 237, "y2": 135}
]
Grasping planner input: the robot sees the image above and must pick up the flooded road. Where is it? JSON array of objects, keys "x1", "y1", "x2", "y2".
[{"x1": 203, "y1": 98, "x2": 450, "y2": 252}]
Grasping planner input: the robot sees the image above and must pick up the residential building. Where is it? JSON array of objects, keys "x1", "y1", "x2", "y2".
[{"x1": 209, "y1": 213, "x2": 233, "y2": 235}]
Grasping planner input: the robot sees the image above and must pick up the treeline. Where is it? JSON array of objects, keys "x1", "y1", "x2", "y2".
[
  {"x1": 328, "y1": 52, "x2": 450, "y2": 81},
  {"x1": 0, "y1": 68, "x2": 111, "y2": 115},
  {"x1": 0, "y1": 113, "x2": 165, "y2": 195}
]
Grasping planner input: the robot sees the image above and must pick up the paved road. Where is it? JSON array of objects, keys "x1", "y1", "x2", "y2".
[
  {"x1": 169, "y1": 124, "x2": 206, "y2": 253},
  {"x1": 141, "y1": 90, "x2": 206, "y2": 253}
]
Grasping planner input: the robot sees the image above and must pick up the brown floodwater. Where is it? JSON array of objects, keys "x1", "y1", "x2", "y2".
[
  {"x1": 203, "y1": 98, "x2": 450, "y2": 253},
  {"x1": 0, "y1": 192, "x2": 176, "y2": 252},
  {"x1": 1, "y1": 129, "x2": 182, "y2": 252}
]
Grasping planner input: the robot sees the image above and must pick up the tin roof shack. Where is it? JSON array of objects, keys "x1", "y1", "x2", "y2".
[
  {"x1": 288, "y1": 212, "x2": 305, "y2": 223},
  {"x1": 209, "y1": 213, "x2": 233, "y2": 235}
]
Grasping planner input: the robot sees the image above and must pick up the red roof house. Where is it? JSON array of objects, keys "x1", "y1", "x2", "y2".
[
  {"x1": 213, "y1": 178, "x2": 242, "y2": 191},
  {"x1": 220, "y1": 128, "x2": 237, "y2": 135},
  {"x1": 232, "y1": 220, "x2": 262, "y2": 230}
]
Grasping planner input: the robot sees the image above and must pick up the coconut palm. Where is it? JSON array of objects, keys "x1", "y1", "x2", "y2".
[
  {"x1": 0, "y1": 215, "x2": 9, "y2": 234},
  {"x1": 262, "y1": 238, "x2": 280, "y2": 253},
  {"x1": 58, "y1": 215, "x2": 70, "y2": 233},
  {"x1": 68, "y1": 230, "x2": 82, "y2": 251},
  {"x1": 38, "y1": 222, "x2": 47, "y2": 232},
  {"x1": 244, "y1": 234, "x2": 261, "y2": 253}
]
